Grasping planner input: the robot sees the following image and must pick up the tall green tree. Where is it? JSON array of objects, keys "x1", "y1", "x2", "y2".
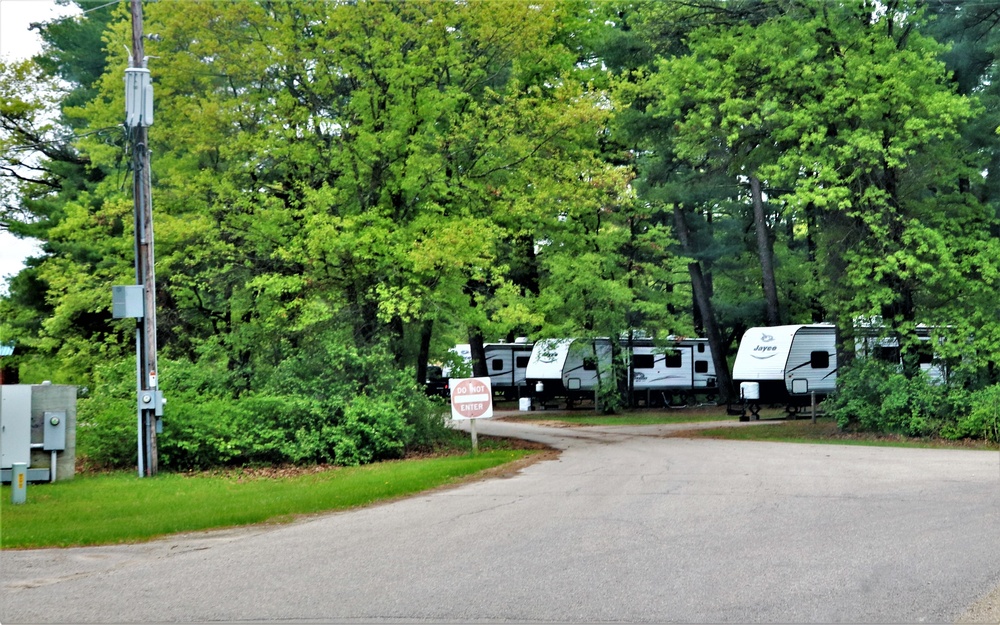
[{"x1": 628, "y1": 0, "x2": 999, "y2": 380}]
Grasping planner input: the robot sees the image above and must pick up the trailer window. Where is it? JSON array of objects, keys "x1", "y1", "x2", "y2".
[
  {"x1": 583, "y1": 357, "x2": 597, "y2": 371},
  {"x1": 664, "y1": 352, "x2": 682, "y2": 368},
  {"x1": 874, "y1": 345, "x2": 901, "y2": 364},
  {"x1": 491, "y1": 358, "x2": 504, "y2": 371},
  {"x1": 915, "y1": 344, "x2": 934, "y2": 365},
  {"x1": 694, "y1": 360, "x2": 709, "y2": 374},
  {"x1": 633, "y1": 354, "x2": 655, "y2": 369},
  {"x1": 697, "y1": 344, "x2": 705, "y2": 353},
  {"x1": 515, "y1": 356, "x2": 530, "y2": 368},
  {"x1": 810, "y1": 351, "x2": 829, "y2": 369}
]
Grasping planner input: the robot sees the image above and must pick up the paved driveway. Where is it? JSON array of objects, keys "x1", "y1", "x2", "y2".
[{"x1": 2, "y1": 419, "x2": 999, "y2": 623}]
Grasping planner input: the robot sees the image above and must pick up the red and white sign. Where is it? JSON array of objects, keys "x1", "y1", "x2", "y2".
[{"x1": 450, "y1": 377, "x2": 493, "y2": 420}]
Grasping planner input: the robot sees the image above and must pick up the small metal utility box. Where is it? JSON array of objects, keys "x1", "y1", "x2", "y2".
[
  {"x1": 43, "y1": 411, "x2": 66, "y2": 451},
  {"x1": 113, "y1": 285, "x2": 145, "y2": 319}
]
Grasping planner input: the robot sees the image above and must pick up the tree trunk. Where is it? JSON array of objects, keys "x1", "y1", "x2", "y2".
[
  {"x1": 468, "y1": 328, "x2": 488, "y2": 378},
  {"x1": 674, "y1": 205, "x2": 735, "y2": 404},
  {"x1": 416, "y1": 318, "x2": 433, "y2": 384},
  {"x1": 750, "y1": 175, "x2": 781, "y2": 326}
]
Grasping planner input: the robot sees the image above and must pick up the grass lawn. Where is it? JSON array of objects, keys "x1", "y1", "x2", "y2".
[
  {"x1": 499, "y1": 405, "x2": 1000, "y2": 451},
  {"x1": 499, "y1": 404, "x2": 783, "y2": 426},
  {"x1": 676, "y1": 417, "x2": 1000, "y2": 450},
  {"x1": 0, "y1": 436, "x2": 544, "y2": 550}
]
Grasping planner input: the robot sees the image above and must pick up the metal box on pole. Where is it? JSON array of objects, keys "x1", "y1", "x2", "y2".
[
  {"x1": 112, "y1": 285, "x2": 145, "y2": 319},
  {"x1": 124, "y1": 67, "x2": 153, "y2": 128}
]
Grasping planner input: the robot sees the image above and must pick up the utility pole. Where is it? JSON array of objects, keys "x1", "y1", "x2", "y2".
[{"x1": 127, "y1": 0, "x2": 159, "y2": 476}]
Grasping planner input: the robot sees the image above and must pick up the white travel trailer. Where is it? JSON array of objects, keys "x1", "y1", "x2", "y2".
[
  {"x1": 525, "y1": 338, "x2": 615, "y2": 408},
  {"x1": 526, "y1": 336, "x2": 718, "y2": 408},
  {"x1": 853, "y1": 324, "x2": 947, "y2": 383},
  {"x1": 483, "y1": 339, "x2": 534, "y2": 399},
  {"x1": 732, "y1": 324, "x2": 838, "y2": 406},
  {"x1": 444, "y1": 339, "x2": 534, "y2": 399},
  {"x1": 629, "y1": 338, "x2": 718, "y2": 405}
]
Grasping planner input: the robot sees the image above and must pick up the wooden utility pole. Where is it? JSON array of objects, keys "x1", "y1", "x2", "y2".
[{"x1": 130, "y1": 0, "x2": 159, "y2": 476}]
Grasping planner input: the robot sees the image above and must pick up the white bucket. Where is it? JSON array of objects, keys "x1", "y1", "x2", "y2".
[{"x1": 518, "y1": 397, "x2": 532, "y2": 411}]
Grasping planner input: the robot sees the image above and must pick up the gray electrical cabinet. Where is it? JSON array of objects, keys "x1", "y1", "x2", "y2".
[
  {"x1": 1, "y1": 384, "x2": 77, "y2": 483},
  {"x1": 43, "y1": 411, "x2": 67, "y2": 451},
  {"x1": 1, "y1": 385, "x2": 32, "y2": 468},
  {"x1": 113, "y1": 285, "x2": 145, "y2": 319}
]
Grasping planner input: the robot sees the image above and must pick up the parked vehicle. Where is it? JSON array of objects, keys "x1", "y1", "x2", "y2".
[
  {"x1": 524, "y1": 336, "x2": 718, "y2": 409},
  {"x1": 443, "y1": 338, "x2": 534, "y2": 400},
  {"x1": 630, "y1": 337, "x2": 717, "y2": 406},
  {"x1": 423, "y1": 365, "x2": 449, "y2": 398},
  {"x1": 525, "y1": 338, "x2": 612, "y2": 408},
  {"x1": 732, "y1": 321, "x2": 948, "y2": 416},
  {"x1": 853, "y1": 322, "x2": 947, "y2": 383},
  {"x1": 731, "y1": 324, "x2": 838, "y2": 409}
]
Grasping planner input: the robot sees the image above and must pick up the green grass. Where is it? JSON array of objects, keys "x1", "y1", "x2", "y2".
[
  {"x1": 677, "y1": 417, "x2": 1000, "y2": 450},
  {"x1": 0, "y1": 449, "x2": 535, "y2": 549},
  {"x1": 505, "y1": 407, "x2": 1000, "y2": 451},
  {"x1": 508, "y1": 408, "x2": 740, "y2": 426}
]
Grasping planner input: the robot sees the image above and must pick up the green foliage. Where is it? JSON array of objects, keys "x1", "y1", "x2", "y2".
[
  {"x1": 9, "y1": 0, "x2": 1000, "y2": 463},
  {"x1": 75, "y1": 359, "x2": 139, "y2": 470},
  {"x1": 79, "y1": 334, "x2": 449, "y2": 471},
  {"x1": 943, "y1": 384, "x2": 1000, "y2": 444},
  {"x1": 828, "y1": 359, "x2": 999, "y2": 441},
  {"x1": 829, "y1": 360, "x2": 940, "y2": 436}
]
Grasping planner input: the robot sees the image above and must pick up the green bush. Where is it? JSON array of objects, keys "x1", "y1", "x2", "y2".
[
  {"x1": 943, "y1": 384, "x2": 1000, "y2": 443},
  {"x1": 77, "y1": 335, "x2": 449, "y2": 471},
  {"x1": 76, "y1": 359, "x2": 141, "y2": 470},
  {"x1": 829, "y1": 358, "x2": 997, "y2": 441}
]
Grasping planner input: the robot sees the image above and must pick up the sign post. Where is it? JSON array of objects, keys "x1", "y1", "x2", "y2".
[{"x1": 450, "y1": 377, "x2": 494, "y2": 452}]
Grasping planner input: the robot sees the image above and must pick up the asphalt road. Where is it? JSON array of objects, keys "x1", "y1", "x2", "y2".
[{"x1": 2, "y1": 418, "x2": 999, "y2": 624}]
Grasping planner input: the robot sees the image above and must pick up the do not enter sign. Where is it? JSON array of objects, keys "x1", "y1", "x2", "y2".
[{"x1": 450, "y1": 377, "x2": 493, "y2": 420}]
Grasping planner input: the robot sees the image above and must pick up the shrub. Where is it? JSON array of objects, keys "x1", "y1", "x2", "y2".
[
  {"x1": 943, "y1": 384, "x2": 1000, "y2": 443},
  {"x1": 828, "y1": 358, "x2": 963, "y2": 438},
  {"x1": 76, "y1": 331, "x2": 451, "y2": 471},
  {"x1": 76, "y1": 359, "x2": 140, "y2": 470}
]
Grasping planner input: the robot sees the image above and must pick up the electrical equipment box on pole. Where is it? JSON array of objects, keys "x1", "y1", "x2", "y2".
[
  {"x1": 138, "y1": 390, "x2": 164, "y2": 417},
  {"x1": 112, "y1": 285, "x2": 145, "y2": 319},
  {"x1": 124, "y1": 67, "x2": 153, "y2": 128}
]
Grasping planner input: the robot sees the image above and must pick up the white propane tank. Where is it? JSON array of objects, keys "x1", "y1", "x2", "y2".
[{"x1": 740, "y1": 382, "x2": 760, "y2": 401}]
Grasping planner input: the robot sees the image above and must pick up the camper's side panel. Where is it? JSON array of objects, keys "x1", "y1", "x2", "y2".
[
  {"x1": 511, "y1": 345, "x2": 532, "y2": 387},
  {"x1": 856, "y1": 331, "x2": 946, "y2": 383},
  {"x1": 484, "y1": 345, "x2": 515, "y2": 388},
  {"x1": 484, "y1": 343, "x2": 533, "y2": 397},
  {"x1": 631, "y1": 345, "x2": 693, "y2": 391},
  {"x1": 562, "y1": 339, "x2": 613, "y2": 392},
  {"x1": 784, "y1": 327, "x2": 837, "y2": 396},
  {"x1": 683, "y1": 339, "x2": 717, "y2": 389}
]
